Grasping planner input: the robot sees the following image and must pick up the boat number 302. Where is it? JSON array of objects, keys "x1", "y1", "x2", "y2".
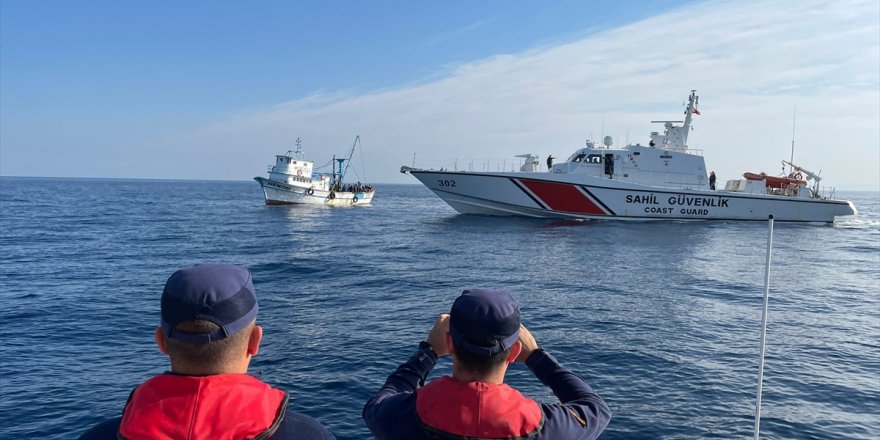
[{"x1": 438, "y1": 179, "x2": 456, "y2": 187}]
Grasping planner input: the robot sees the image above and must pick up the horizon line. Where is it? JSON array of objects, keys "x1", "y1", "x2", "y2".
[{"x1": 0, "y1": 174, "x2": 877, "y2": 192}]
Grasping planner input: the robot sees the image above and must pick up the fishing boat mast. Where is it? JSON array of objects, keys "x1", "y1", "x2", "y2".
[
  {"x1": 339, "y1": 136, "x2": 360, "y2": 182},
  {"x1": 287, "y1": 137, "x2": 306, "y2": 160},
  {"x1": 329, "y1": 136, "x2": 361, "y2": 190}
]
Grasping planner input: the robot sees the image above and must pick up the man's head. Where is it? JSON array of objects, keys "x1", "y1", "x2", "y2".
[
  {"x1": 448, "y1": 288, "x2": 521, "y2": 376},
  {"x1": 154, "y1": 263, "x2": 262, "y2": 374}
]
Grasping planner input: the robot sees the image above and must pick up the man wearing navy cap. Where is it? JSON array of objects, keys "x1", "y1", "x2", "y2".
[
  {"x1": 363, "y1": 288, "x2": 611, "y2": 439},
  {"x1": 79, "y1": 263, "x2": 335, "y2": 440}
]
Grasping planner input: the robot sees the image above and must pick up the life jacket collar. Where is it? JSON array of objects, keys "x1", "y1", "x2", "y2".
[
  {"x1": 118, "y1": 373, "x2": 288, "y2": 440},
  {"x1": 416, "y1": 376, "x2": 543, "y2": 439}
]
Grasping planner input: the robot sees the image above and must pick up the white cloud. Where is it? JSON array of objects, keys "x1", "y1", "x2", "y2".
[{"x1": 187, "y1": 0, "x2": 879, "y2": 187}]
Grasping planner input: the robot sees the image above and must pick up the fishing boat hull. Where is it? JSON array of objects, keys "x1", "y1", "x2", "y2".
[
  {"x1": 254, "y1": 177, "x2": 374, "y2": 206},
  {"x1": 405, "y1": 170, "x2": 856, "y2": 223}
]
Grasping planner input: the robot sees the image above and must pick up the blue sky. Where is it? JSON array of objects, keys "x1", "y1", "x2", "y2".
[
  {"x1": 1, "y1": 1, "x2": 689, "y2": 131},
  {"x1": 2, "y1": 0, "x2": 878, "y2": 188}
]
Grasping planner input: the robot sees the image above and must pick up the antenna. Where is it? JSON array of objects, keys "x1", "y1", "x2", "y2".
[{"x1": 789, "y1": 108, "x2": 797, "y2": 174}]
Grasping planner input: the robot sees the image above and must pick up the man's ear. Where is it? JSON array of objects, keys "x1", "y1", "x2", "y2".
[
  {"x1": 507, "y1": 341, "x2": 522, "y2": 364},
  {"x1": 155, "y1": 327, "x2": 169, "y2": 355},
  {"x1": 247, "y1": 325, "x2": 263, "y2": 357}
]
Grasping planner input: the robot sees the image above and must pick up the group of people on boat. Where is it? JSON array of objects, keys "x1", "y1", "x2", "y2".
[
  {"x1": 333, "y1": 181, "x2": 374, "y2": 194},
  {"x1": 79, "y1": 264, "x2": 611, "y2": 440}
]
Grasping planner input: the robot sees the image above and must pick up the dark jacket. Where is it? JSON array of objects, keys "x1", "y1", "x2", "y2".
[
  {"x1": 78, "y1": 373, "x2": 334, "y2": 440},
  {"x1": 363, "y1": 342, "x2": 611, "y2": 440}
]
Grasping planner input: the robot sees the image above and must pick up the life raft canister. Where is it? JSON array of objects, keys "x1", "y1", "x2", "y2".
[{"x1": 118, "y1": 374, "x2": 288, "y2": 440}]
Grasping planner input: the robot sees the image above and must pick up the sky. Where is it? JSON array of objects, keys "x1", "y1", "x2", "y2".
[{"x1": 1, "y1": 0, "x2": 878, "y2": 188}]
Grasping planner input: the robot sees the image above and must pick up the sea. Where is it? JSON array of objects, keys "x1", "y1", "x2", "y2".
[{"x1": 0, "y1": 177, "x2": 878, "y2": 439}]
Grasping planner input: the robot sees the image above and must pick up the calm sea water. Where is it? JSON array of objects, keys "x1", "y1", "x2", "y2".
[{"x1": 0, "y1": 177, "x2": 878, "y2": 439}]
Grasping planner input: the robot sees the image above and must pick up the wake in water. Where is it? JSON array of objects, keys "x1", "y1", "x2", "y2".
[{"x1": 834, "y1": 217, "x2": 880, "y2": 229}]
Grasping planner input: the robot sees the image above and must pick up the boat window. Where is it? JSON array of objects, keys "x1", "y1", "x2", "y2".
[
  {"x1": 572, "y1": 154, "x2": 587, "y2": 163},
  {"x1": 278, "y1": 158, "x2": 283, "y2": 162},
  {"x1": 586, "y1": 154, "x2": 603, "y2": 164}
]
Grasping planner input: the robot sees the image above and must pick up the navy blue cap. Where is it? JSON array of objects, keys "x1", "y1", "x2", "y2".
[
  {"x1": 160, "y1": 264, "x2": 258, "y2": 344},
  {"x1": 449, "y1": 288, "x2": 521, "y2": 357}
]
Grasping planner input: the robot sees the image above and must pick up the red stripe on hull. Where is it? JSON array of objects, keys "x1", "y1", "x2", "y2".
[{"x1": 519, "y1": 180, "x2": 606, "y2": 215}]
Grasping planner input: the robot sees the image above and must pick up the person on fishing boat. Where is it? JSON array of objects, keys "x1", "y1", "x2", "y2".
[
  {"x1": 78, "y1": 263, "x2": 335, "y2": 440},
  {"x1": 363, "y1": 288, "x2": 611, "y2": 440}
]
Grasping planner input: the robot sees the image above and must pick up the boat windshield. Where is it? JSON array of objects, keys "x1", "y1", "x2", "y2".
[{"x1": 570, "y1": 153, "x2": 603, "y2": 163}]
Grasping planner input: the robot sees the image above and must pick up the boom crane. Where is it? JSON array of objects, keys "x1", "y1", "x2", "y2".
[{"x1": 782, "y1": 160, "x2": 822, "y2": 198}]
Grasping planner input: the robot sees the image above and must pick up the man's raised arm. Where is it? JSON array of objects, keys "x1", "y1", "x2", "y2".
[{"x1": 518, "y1": 325, "x2": 611, "y2": 439}]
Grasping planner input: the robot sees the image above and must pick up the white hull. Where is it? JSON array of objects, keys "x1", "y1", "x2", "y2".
[
  {"x1": 409, "y1": 171, "x2": 856, "y2": 223},
  {"x1": 254, "y1": 177, "x2": 374, "y2": 206}
]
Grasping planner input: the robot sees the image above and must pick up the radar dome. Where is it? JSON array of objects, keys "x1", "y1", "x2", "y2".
[{"x1": 603, "y1": 135, "x2": 613, "y2": 147}]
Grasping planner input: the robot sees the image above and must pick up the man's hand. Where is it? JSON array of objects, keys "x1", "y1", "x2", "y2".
[
  {"x1": 516, "y1": 324, "x2": 539, "y2": 363},
  {"x1": 426, "y1": 314, "x2": 451, "y2": 356}
]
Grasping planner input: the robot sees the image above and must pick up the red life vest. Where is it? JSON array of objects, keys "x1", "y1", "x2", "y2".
[
  {"x1": 416, "y1": 376, "x2": 543, "y2": 439},
  {"x1": 118, "y1": 373, "x2": 288, "y2": 440}
]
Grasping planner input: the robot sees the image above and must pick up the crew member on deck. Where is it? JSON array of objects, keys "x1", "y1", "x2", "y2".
[
  {"x1": 363, "y1": 288, "x2": 611, "y2": 440},
  {"x1": 78, "y1": 264, "x2": 335, "y2": 440},
  {"x1": 547, "y1": 155, "x2": 555, "y2": 170},
  {"x1": 709, "y1": 171, "x2": 717, "y2": 191}
]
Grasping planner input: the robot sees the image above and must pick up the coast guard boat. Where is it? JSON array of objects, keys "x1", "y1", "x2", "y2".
[
  {"x1": 255, "y1": 136, "x2": 375, "y2": 206},
  {"x1": 401, "y1": 91, "x2": 856, "y2": 223}
]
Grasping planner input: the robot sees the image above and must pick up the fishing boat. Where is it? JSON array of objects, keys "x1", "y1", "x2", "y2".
[
  {"x1": 401, "y1": 90, "x2": 856, "y2": 223},
  {"x1": 255, "y1": 136, "x2": 375, "y2": 206}
]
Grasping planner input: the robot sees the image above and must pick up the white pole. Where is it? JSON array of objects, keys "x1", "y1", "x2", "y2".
[{"x1": 754, "y1": 215, "x2": 775, "y2": 439}]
